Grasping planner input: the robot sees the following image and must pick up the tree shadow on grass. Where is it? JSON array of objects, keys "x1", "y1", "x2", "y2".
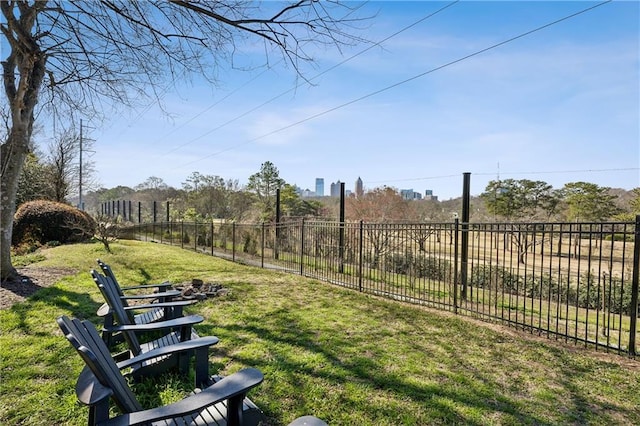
[
  {"x1": 6, "y1": 285, "x2": 103, "y2": 336},
  {"x1": 196, "y1": 309, "x2": 638, "y2": 426},
  {"x1": 197, "y1": 314, "x2": 538, "y2": 425}
]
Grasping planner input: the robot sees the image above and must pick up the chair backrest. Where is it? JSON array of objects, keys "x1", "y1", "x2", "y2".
[
  {"x1": 96, "y1": 259, "x2": 126, "y2": 299},
  {"x1": 90, "y1": 270, "x2": 143, "y2": 354},
  {"x1": 57, "y1": 315, "x2": 142, "y2": 413}
]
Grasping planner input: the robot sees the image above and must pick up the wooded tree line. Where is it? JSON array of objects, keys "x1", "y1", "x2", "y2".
[
  {"x1": 19, "y1": 156, "x2": 637, "y2": 225},
  {"x1": 82, "y1": 161, "x2": 329, "y2": 223},
  {"x1": 480, "y1": 179, "x2": 637, "y2": 222}
]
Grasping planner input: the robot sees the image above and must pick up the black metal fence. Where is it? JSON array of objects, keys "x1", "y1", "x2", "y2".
[{"x1": 121, "y1": 217, "x2": 639, "y2": 357}]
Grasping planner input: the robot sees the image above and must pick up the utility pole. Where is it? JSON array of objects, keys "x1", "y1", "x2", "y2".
[{"x1": 78, "y1": 119, "x2": 83, "y2": 210}]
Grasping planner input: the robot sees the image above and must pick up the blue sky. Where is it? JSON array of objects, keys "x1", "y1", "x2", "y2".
[{"x1": 90, "y1": 1, "x2": 639, "y2": 200}]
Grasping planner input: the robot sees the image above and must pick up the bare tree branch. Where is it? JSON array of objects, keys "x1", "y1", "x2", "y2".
[{"x1": 1, "y1": 0, "x2": 371, "y2": 279}]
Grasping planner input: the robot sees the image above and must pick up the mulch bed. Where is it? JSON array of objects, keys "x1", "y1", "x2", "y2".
[{"x1": 0, "y1": 267, "x2": 78, "y2": 310}]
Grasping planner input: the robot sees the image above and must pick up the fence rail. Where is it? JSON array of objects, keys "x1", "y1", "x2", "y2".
[{"x1": 121, "y1": 217, "x2": 639, "y2": 357}]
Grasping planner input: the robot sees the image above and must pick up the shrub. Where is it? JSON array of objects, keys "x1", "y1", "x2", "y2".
[
  {"x1": 413, "y1": 255, "x2": 450, "y2": 281},
  {"x1": 384, "y1": 253, "x2": 412, "y2": 275},
  {"x1": 383, "y1": 253, "x2": 450, "y2": 281},
  {"x1": 577, "y1": 272, "x2": 633, "y2": 315},
  {"x1": 242, "y1": 230, "x2": 258, "y2": 255},
  {"x1": 12, "y1": 200, "x2": 96, "y2": 246}
]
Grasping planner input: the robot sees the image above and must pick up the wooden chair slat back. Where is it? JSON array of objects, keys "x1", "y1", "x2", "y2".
[
  {"x1": 91, "y1": 270, "x2": 142, "y2": 354},
  {"x1": 96, "y1": 260, "x2": 126, "y2": 299},
  {"x1": 57, "y1": 316, "x2": 142, "y2": 413}
]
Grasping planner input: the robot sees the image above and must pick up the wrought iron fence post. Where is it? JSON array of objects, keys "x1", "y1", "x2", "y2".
[
  {"x1": 261, "y1": 222, "x2": 265, "y2": 269},
  {"x1": 275, "y1": 189, "x2": 281, "y2": 260},
  {"x1": 339, "y1": 182, "x2": 345, "y2": 273},
  {"x1": 152, "y1": 206, "x2": 156, "y2": 242},
  {"x1": 453, "y1": 218, "x2": 459, "y2": 314},
  {"x1": 359, "y1": 220, "x2": 364, "y2": 292},
  {"x1": 300, "y1": 218, "x2": 305, "y2": 276},
  {"x1": 210, "y1": 222, "x2": 214, "y2": 256},
  {"x1": 460, "y1": 172, "x2": 471, "y2": 300},
  {"x1": 629, "y1": 215, "x2": 639, "y2": 357},
  {"x1": 180, "y1": 221, "x2": 184, "y2": 249},
  {"x1": 232, "y1": 221, "x2": 236, "y2": 262}
]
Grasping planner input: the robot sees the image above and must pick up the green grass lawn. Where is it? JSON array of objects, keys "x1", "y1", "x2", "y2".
[{"x1": 1, "y1": 240, "x2": 639, "y2": 425}]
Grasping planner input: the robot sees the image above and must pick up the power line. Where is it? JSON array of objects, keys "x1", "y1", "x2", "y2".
[
  {"x1": 161, "y1": 65, "x2": 277, "y2": 155},
  {"x1": 473, "y1": 167, "x2": 640, "y2": 177},
  {"x1": 108, "y1": 81, "x2": 175, "y2": 141},
  {"x1": 164, "y1": 1, "x2": 460, "y2": 156},
  {"x1": 174, "y1": 0, "x2": 613, "y2": 170},
  {"x1": 365, "y1": 167, "x2": 639, "y2": 185}
]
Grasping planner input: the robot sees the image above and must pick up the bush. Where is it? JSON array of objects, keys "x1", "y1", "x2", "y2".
[
  {"x1": 413, "y1": 255, "x2": 450, "y2": 281},
  {"x1": 384, "y1": 253, "x2": 412, "y2": 275},
  {"x1": 12, "y1": 200, "x2": 96, "y2": 246},
  {"x1": 577, "y1": 272, "x2": 634, "y2": 315},
  {"x1": 383, "y1": 253, "x2": 450, "y2": 281},
  {"x1": 242, "y1": 230, "x2": 258, "y2": 255}
]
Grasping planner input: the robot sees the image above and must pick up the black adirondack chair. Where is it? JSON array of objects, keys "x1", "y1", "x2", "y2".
[
  {"x1": 92, "y1": 270, "x2": 205, "y2": 377},
  {"x1": 96, "y1": 259, "x2": 196, "y2": 326},
  {"x1": 57, "y1": 315, "x2": 266, "y2": 426}
]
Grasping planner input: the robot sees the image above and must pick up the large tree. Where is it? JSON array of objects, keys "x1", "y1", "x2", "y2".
[
  {"x1": 246, "y1": 161, "x2": 285, "y2": 221},
  {"x1": 1, "y1": 1, "x2": 366, "y2": 279},
  {"x1": 561, "y1": 181, "x2": 621, "y2": 222},
  {"x1": 481, "y1": 178, "x2": 561, "y2": 220},
  {"x1": 279, "y1": 183, "x2": 322, "y2": 218},
  {"x1": 47, "y1": 128, "x2": 85, "y2": 202},
  {"x1": 346, "y1": 186, "x2": 410, "y2": 268},
  {"x1": 181, "y1": 171, "x2": 239, "y2": 219},
  {"x1": 16, "y1": 151, "x2": 54, "y2": 205}
]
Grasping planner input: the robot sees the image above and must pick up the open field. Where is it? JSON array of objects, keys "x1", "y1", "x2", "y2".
[{"x1": 1, "y1": 240, "x2": 639, "y2": 425}]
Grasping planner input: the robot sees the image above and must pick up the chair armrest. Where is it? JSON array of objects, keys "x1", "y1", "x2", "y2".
[
  {"x1": 115, "y1": 336, "x2": 218, "y2": 370},
  {"x1": 120, "y1": 290, "x2": 182, "y2": 300},
  {"x1": 117, "y1": 336, "x2": 218, "y2": 384},
  {"x1": 122, "y1": 300, "x2": 197, "y2": 312},
  {"x1": 102, "y1": 315, "x2": 203, "y2": 333},
  {"x1": 120, "y1": 281, "x2": 173, "y2": 291},
  {"x1": 98, "y1": 368, "x2": 264, "y2": 426}
]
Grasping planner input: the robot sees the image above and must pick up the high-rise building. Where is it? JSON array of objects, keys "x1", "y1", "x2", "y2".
[
  {"x1": 355, "y1": 177, "x2": 363, "y2": 198},
  {"x1": 330, "y1": 180, "x2": 342, "y2": 197},
  {"x1": 315, "y1": 178, "x2": 324, "y2": 197},
  {"x1": 401, "y1": 189, "x2": 422, "y2": 200}
]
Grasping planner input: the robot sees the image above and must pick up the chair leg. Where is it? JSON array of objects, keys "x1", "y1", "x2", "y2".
[
  {"x1": 226, "y1": 394, "x2": 245, "y2": 426},
  {"x1": 88, "y1": 399, "x2": 110, "y2": 426}
]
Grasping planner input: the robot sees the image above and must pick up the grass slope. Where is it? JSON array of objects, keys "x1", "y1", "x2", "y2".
[{"x1": 1, "y1": 240, "x2": 638, "y2": 425}]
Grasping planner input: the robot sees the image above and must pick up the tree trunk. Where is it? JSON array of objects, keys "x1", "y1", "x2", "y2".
[
  {"x1": 1, "y1": 2, "x2": 48, "y2": 280},
  {"x1": 1, "y1": 128, "x2": 30, "y2": 280}
]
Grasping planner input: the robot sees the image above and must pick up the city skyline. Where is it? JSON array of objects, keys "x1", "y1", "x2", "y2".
[{"x1": 300, "y1": 176, "x2": 436, "y2": 200}]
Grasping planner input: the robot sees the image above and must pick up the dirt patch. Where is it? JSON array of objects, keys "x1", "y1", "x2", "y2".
[{"x1": 0, "y1": 266, "x2": 78, "y2": 310}]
